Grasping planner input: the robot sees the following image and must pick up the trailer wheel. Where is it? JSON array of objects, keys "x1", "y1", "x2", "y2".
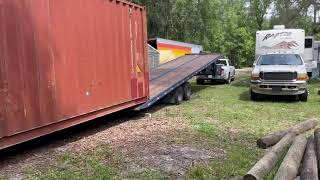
[
  {"x1": 174, "y1": 87, "x2": 184, "y2": 104},
  {"x1": 162, "y1": 86, "x2": 184, "y2": 105},
  {"x1": 183, "y1": 82, "x2": 192, "y2": 101}
]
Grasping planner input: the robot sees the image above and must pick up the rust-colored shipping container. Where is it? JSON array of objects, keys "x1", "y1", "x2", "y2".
[{"x1": 0, "y1": 0, "x2": 149, "y2": 150}]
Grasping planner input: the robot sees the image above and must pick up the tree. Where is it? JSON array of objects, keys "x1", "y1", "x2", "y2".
[
  {"x1": 249, "y1": 0, "x2": 272, "y2": 30},
  {"x1": 271, "y1": 0, "x2": 312, "y2": 31},
  {"x1": 131, "y1": 0, "x2": 318, "y2": 67}
]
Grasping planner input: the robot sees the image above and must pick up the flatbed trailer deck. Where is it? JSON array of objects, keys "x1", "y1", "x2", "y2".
[{"x1": 137, "y1": 54, "x2": 221, "y2": 110}]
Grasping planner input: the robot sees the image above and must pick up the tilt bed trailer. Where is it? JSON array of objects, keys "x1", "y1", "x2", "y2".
[
  {"x1": 136, "y1": 53, "x2": 222, "y2": 110},
  {"x1": 0, "y1": 0, "x2": 220, "y2": 150}
]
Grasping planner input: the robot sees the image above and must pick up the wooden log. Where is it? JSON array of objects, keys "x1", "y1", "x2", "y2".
[
  {"x1": 274, "y1": 135, "x2": 307, "y2": 180},
  {"x1": 314, "y1": 128, "x2": 320, "y2": 173},
  {"x1": 244, "y1": 133, "x2": 296, "y2": 180},
  {"x1": 300, "y1": 136, "x2": 319, "y2": 180},
  {"x1": 257, "y1": 130, "x2": 286, "y2": 149},
  {"x1": 257, "y1": 119, "x2": 318, "y2": 149}
]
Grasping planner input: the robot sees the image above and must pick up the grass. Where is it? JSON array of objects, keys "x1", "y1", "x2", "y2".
[
  {"x1": 0, "y1": 176, "x2": 8, "y2": 180},
  {"x1": 162, "y1": 75, "x2": 320, "y2": 179},
  {"x1": 24, "y1": 145, "x2": 118, "y2": 180},
  {"x1": 128, "y1": 169, "x2": 168, "y2": 180},
  {"x1": 21, "y1": 75, "x2": 320, "y2": 179}
]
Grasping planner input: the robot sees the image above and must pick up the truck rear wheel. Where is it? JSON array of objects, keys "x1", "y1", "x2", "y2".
[
  {"x1": 225, "y1": 74, "x2": 231, "y2": 84},
  {"x1": 183, "y1": 82, "x2": 192, "y2": 100}
]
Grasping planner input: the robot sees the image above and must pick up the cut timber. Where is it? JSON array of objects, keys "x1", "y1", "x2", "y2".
[
  {"x1": 244, "y1": 133, "x2": 296, "y2": 180},
  {"x1": 257, "y1": 131, "x2": 286, "y2": 149},
  {"x1": 257, "y1": 119, "x2": 318, "y2": 149},
  {"x1": 314, "y1": 128, "x2": 320, "y2": 172},
  {"x1": 274, "y1": 135, "x2": 307, "y2": 180},
  {"x1": 301, "y1": 136, "x2": 319, "y2": 180}
]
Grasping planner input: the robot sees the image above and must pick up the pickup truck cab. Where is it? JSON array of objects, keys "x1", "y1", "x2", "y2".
[
  {"x1": 250, "y1": 54, "x2": 309, "y2": 101},
  {"x1": 197, "y1": 59, "x2": 235, "y2": 84}
]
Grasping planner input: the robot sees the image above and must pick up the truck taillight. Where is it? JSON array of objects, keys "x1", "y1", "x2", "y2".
[{"x1": 220, "y1": 69, "x2": 224, "y2": 75}]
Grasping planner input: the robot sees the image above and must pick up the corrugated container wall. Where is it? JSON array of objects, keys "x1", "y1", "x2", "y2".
[{"x1": 0, "y1": 0, "x2": 149, "y2": 149}]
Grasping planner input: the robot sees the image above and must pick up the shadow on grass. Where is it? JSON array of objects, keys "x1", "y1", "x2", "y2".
[
  {"x1": 239, "y1": 91, "x2": 251, "y2": 102},
  {"x1": 239, "y1": 91, "x2": 299, "y2": 103},
  {"x1": 231, "y1": 80, "x2": 250, "y2": 88},
  {"x1": 308, "y1": 79, "x2": 320, "y2": 85},
  {"x1": 231, "y1": 76, "x2": 250, "y2": 88},
  {"x1": 191, "y1": 84, "x2": 214, "y2": 94}
]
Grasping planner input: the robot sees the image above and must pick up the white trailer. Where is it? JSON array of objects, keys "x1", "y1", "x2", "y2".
[
  {"x1": 255, "y1": 27, "x2": 305, "y2": 61},
  {"x1": 304, "y1": 36, "x2": 316, "y2": 77}
]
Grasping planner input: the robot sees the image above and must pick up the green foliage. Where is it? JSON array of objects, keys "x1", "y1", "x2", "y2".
[
  {"x1": 132, "y1": 0, "x2": 318, "y2": 68},
  {"x1": 249, "y1": 0, "x2": 272, "y2": 30}
]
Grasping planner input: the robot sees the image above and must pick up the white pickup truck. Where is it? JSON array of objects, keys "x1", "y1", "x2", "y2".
[{"x1": 196, "y1": 59, "x2": 236, "y2": 84}]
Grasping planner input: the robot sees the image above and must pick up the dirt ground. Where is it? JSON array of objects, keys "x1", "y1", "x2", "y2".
[{"x1": 0, "y1": 105, "x2": 225, "y2": 179}]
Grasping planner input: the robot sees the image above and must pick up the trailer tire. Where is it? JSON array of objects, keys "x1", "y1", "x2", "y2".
[
  {"x1": 174, "y1": 87, "x2": 184, "y2": 105},
  {"x1": 162, "y1": 86, "x2": 184, "y2": 105},
  {"x1": 183, "y1": 82, "x2": 192, "y2": 101}
]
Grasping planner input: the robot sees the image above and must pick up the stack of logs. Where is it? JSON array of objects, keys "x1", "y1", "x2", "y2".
[{"x1": 244, "y1": 119, "x2": 320, "y2": 180}]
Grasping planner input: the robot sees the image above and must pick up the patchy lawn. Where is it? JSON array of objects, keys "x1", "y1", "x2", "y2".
[
  {"x1": 168, "y1": 75, "x2": 320, "y2": 179},
  {"x1": 1, "y1": 74, "x2": 320, "y2": 179}
]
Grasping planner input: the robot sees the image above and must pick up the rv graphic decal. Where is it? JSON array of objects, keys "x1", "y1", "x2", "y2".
[
  {"x1": 262, "y1": 32, "x2": 293, "y2": 41},
  {"x1": 261, "y1": 41, "x2": 299, "y2": 50}
]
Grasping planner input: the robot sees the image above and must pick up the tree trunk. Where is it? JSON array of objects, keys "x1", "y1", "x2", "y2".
[
  {"x1": 274, "y1": 135, "x2": 307, "y2": 180},
  {"x1": 244, "y1": 133, "x2": 296, "y2": 180},
  {"x1": 257, "y1": 119, "x2": 318, "y2": 149},
  {"x1": 314, "y1": 0, "x2": 318, "y2": 25},
  {"x1": 300, "y1": 136, "x2": 319, "y2": 180}
]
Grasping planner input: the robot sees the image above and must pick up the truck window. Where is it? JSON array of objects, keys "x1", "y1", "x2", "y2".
[
  {"x1": 258, "y1": 54, "x2": 303, "y2": 66},
  {"x1": 216, "y1": 60, "x2": 227, "y2": 65},
  {"x1": 305, "y1": 39, "x2": 313, "y2": 48}
]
